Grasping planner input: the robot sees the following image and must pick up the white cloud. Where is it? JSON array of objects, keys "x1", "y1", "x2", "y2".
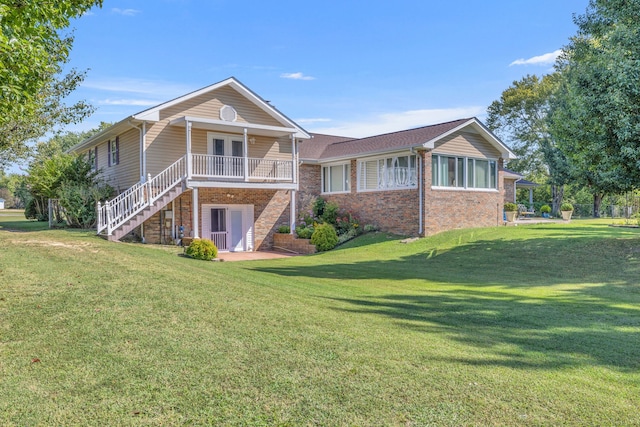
[
  {"x1": 307, "y1": 107, "x2": 485, "y2": 138},
  {"x1": 280, "y1": 72, "x2": 315, "y2": 81},
  {"x1": 112, "y1": 8, "x2": 141, "y2": 16},
  {"x1": 295, "y1": 118, "x2": 331, "y2": 124},
  {"x1": 98, "y1": 99, "x2": 159, "y2": 106},
  {"x1": 510, "y1": 49, "x2": 562, "y2": 66}
]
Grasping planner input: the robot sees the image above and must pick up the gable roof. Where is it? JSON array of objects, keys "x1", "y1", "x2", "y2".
[
  {"x1": 300, "y1": 117, "x2": 516, "y2": 162},
  {"x1": 70, "y1": 77, "x2": 310, "y2": 152}
]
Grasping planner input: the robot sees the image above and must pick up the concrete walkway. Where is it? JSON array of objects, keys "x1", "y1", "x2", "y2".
[
  {"x1": 216, "y1": 250, "x2": 301, "y2": 262},
  {"x1": 507, "y1": 218, "x2": 566, "y2": 226}
]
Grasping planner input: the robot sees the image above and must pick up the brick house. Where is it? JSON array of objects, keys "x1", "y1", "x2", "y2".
[
  {"x1": 71, "y1": 77, "x2": 515, "y2": 251},
  {"x1": 299, "y1": 119, "x2": 516, "y2": 236}
]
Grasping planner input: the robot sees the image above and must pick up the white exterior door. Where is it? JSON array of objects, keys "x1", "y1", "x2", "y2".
[
  {"x1": 229, "y1": 209, "x2": 244, "y2": 252},
  {"x1": 207, "y1": 133, "x2": 244, "y2": 177},
  {"x1": 202, "y1": 204, "x2": 253, "y2": 252}
]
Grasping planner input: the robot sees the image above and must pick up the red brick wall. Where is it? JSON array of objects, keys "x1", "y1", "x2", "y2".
[
  {"x1": 423, "y1": 151, "x2": 505, "y2": 235},
  {"x1": 298, "y1": 161, "x2": 420, "y2": 236},
  {"x1": 503, "y1": 178, "x2": 517, "y2": 204},
  {"x1": 142, "y1": 188, "x2": 290, "y2": 249},
  {"x1": 299, "y1": 155, "x2": 506, "y2": 238}
]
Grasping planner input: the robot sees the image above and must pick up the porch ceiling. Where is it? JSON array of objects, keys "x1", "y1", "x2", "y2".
[{"x1": 170, "y1": 115, "x2": 301, "y2": 138}]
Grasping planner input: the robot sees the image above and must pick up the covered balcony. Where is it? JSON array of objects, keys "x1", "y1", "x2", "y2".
[{"x1": 168, "y1": 115, "x2": 301, "y2": 190}]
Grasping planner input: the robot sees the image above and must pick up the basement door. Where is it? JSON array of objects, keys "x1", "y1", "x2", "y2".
[{"x1": 202, "y1": 204, "x2": 254, "y2": 252}]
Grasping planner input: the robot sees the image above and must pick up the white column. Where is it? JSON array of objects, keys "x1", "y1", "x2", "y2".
[
  {"x1": 142, "y1": 121, "x2": 147, "y2": 181},
  {"x1": 192, "y1": 187, "x2": 199, "y2": 238},
  {"x1": 243, "y1": 128, "x2": 249, "y2": 182},
  {"x1": 186, "y1": 121, "x2": 193, "y2": 180},
  {"x1": 290, "y1": 190, "x2": 296, "y2": 235},
  {"x1": 291, "y1": 134, "x2": 297, "y2": 184}
]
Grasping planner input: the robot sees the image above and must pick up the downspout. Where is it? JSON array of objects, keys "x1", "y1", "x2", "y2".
[
  {"x1": 126, "y1": 120, "x2": 146, "y2": 182},
  {"x1": 412, "y1": 147, "x2": 423, "y2": 236}
]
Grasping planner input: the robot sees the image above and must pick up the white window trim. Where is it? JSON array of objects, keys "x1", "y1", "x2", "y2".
[
  {"x1": 320, "y1": 161, "x2": 351, "y2": 194},
  {"x1": 356, "y1": 152, "x2": 418, "y2": 193},
  {"x1": 431, "y1": 153, "x2": 498, "y2": 190}
]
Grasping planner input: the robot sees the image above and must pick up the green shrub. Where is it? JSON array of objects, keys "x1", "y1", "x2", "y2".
[
  {"x1": 540, "y1": 204, "x2": 552, "y2": 214},
  {"x1": 337, "y1": 227, "x2": 359, "y2": 245},
  {"x1": 311, "y1": 223, "x2": 338, "y2": 252},
  {"x1": 186, "y1": 238, "x2": 218, "y2": 260},
  {"x1": 321, "y1": 201, "x2": 340, "y2": 225},
  {"x1": 561, "y1": 202, "x2": 574, "y2": 211},
  {"x1": 295, "y1": 225, "x2": 314, "y2": 239},
  {"x1": 312, "y1": 197, "x2": 326, "y2": 218},
  {"x1": 277, "y1": 225, "x2": 290, "y2": 234},
  {"x1": 364, "y1": 224, "x2": 379, "y2": 232},
  {"x1": 504, "y1": 202, "x2": 517, "y2": 212}
]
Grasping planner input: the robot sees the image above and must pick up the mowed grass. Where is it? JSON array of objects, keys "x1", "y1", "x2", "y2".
[{"x1": 1, "y1": 215, "x2": 639, "y2": 426}]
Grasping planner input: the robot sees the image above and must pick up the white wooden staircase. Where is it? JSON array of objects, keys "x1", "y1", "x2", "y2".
[{"x1": 97, "y1": 156, "x2": 186, "y2": 241}]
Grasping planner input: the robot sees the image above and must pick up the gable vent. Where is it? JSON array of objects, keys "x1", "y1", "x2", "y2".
[{"x1": 220, "y1": 105, "x2": 237, "y2": 122}]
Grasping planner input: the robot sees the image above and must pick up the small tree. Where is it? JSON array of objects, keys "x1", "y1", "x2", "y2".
[{"x1": 26, "y1": 153, "x2": 112, "y2": 227}]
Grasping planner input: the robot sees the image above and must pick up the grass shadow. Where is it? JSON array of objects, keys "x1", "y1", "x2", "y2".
[{"x1": 326, "y1": 290, "x2": 640, "y2": 371}]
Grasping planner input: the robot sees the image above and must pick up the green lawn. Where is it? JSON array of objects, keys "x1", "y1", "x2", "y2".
[{"x1": 1, "y1": 216, "x2": 639, "y2": 426}]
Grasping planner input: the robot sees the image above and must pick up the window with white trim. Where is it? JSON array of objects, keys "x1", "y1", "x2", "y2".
[
  {"x1": 87, "y1": 147, "x2": 97, "y2": 171},
  {"x1": 108, "y1": 137, "x2": 119, "y2": 166},
  {"x1": 357, "y1": 154, "x2": 417, "y2": 191},
  {"x1": 321, "y1": 163, "x2": 350, "y2": 193},
  {"x1": 432, "y1": 154, "x2": 497, "y2": 189}
]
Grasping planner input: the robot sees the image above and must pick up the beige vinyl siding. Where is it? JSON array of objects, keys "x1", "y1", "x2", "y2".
[
  {"x1": 247, "y1": 136, "x2": 292, "y2": 160},
  {"x1": 144, "y1": 86, "x2": 292, "y2": 175},
  {"x1": 99, "y1": 128, "x2": 140, "y2": 192},
  {"x1": 433, "y1": 131, "x2": 501, "y2": 159},
  {"x1": 145, "y1": 122, "x2": 187, "y2": 176},
  {"x1": 159, "y1": 86, "x2": 282, "y2": 127}
]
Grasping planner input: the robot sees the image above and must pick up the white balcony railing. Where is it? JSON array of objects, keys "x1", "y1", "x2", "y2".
[{"x1": 191, "y1": 154, "x2": 293, "y2": 181}]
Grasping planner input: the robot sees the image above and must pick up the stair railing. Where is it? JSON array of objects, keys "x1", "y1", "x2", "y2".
[{"x1": 97, "y1": 155, "x2": 186, "y2": 236}]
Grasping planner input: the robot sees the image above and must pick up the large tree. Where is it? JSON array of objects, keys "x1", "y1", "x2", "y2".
[
  {"x1": 486, "y1": 74, "x2": 572, "y2": 214},
  {"x1": 549, "y1": 0, "x2": 640, "y2": 213},
  {"x1": 0, "y1": 1, "x2": 102, "y2": 166}
]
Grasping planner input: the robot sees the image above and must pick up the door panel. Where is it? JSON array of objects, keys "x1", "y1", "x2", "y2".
[{"x1": 230, "y1": 209, "x2": 243, "y2": 252}]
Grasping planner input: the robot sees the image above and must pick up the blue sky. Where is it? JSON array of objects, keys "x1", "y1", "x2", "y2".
[{"x1": 67, "y1": 0, "x2": 588, "y2": 138}]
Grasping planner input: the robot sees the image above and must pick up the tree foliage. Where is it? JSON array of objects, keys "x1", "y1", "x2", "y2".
[
  {"x1": 547, "y1": 0, "x2": 640, "y2": 215},
  {"x1": 486, "y1": 74, "x2": 572, "y2": 214},
  {"x1": 25, "y1": 154, "x2": 112, "y2": 227},
  {"x1": 0, "y1": 0, "x2": 102, "y2": 166}
]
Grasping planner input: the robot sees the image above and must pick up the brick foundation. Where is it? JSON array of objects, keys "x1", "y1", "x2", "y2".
[
  {"x1": 142, "y1": 188, "x2": 291, "y2": 250},
  {"x1": 273, "y1": 233, "x2": 316, "y2": 254}
]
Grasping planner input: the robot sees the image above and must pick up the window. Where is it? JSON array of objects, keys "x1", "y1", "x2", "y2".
[
  {"x1": 432, "y1": 154, "x2": 497, "y2": 189},
  {"x1": 322, "y1": 163, "x2": 350, "y2": 193},
  {"x1": 358, "y1": 154, "x2": 417, "y2": 191},
  {"x1": 87, "y1": 147, "x2": 97, "y2": 170},
  {"x1": 108, "y1": 137, "x2": 119, "y2": 166}
]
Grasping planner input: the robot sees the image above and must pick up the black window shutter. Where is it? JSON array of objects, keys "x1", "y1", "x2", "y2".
[{"x1": 116, "y1": 137, "x2": 120, "y2": 165}]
